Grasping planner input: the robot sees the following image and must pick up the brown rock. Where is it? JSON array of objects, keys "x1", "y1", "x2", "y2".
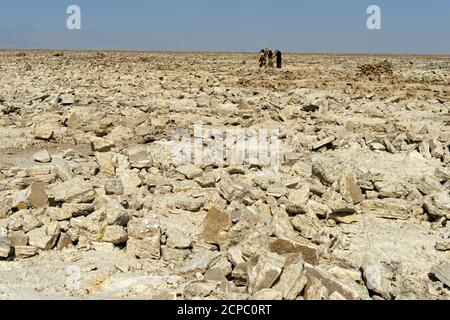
[
  {"x1": 57, "y1": 233, "x2": 73, "y2": 250},
  {"x1": 269, "y1": 238, "x2": 319, "y2": 265},
  {"x1": 339, "y1": 173, "x2": 364, "y2": 205},
  {"x1": 201, "y1": 208, "x2": 232, "y2": 245}
]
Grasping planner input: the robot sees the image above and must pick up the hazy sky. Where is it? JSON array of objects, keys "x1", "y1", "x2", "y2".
[{"x1": 0, "y1": 0, "x2": 449, "y2": 54}]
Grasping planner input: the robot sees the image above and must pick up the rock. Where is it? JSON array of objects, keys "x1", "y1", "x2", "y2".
[
  {"x1": 62, "y1": 203, "x2": 95, "y2": 217},
  {"x1": 53, "y1": 178, "x2": 96, "y2": 204},
  {"x1": 127, "y1": 237, "x2": 161, "y2": 260},
  {"x1": 286, "y1": 203, "x2": 307, "y2": 215},
  {"x1": 90, "y1": 137, "x2": 114, "y2": 152},
  {"x1": 218, "y1": 179, "x2": 251, "y2": 202},
  {"x1": 128, "y1": 149, "x2": 152, "y2": 169},
  {"x1": 383, "y1": 138, "x2": 398, "y2": 154},
  {"x1": 270, "y1": 207, "x2": 299, "y2": 239},
  {"x1": 0, "y1": 197, "x2": 12, "y2": 218},
  {"x1": 25, "y1": 182, "x2": 48, "y2": 208},
  {"x1": 53, "y1": 158, "x2": 73, "y2": 181},
  {"x1": 228, "y1": 246, "x2": 245, "y2": 266},
  {"x1": 56, "y1": 233, "x2": 73, "y2": 250},
  {"x1": 361, "y1": 257, "x2": 392, "y2": 300},
  {"x1": 247, "y1": 251, "x2": 286, "y2": 295},
  {"x1": 339, "y1": 173, "x2": 364, "y2": 205},
  {"x1": 201, "y1": 208, "x2": 232, "y2": 246},
  {"x1": 375, "y1": 181, "x2": 410, "y2": 199},
  {"x1": 105, "y1": 180, "x2": 124, "y2": 195},
  {"x1": 304, "y1": 264, "x2": 361, "y2": 300},
  {"x1": 272, "y1": 254, "x2": 307, "y2": 300},
  {"x1": 304, "y1": 275, "x2": 329, "y2": 300},
  {"x1": 127, "y1": 217, "x2": 161, "y2": 259},
  {"x1": 288, "y1": 185, "x2": 310, "y2": 206},
  {"x1": 0, "y1": 238, "x2": 12, "y2": 258},
  {"x1": 58, "y1": 94, "x2": 75, "y2": 105},
  {"x1": 33, "y1": 150, "x2": 52, "y2": 163},
  {"x1": 162, "y1": 247, "x2": 189, "y2": 262},
  {"x1": 418, "y1": 176, "x2": 443, "y2": 195},
  {"x1": 204, "y1": 268, "x2": 229, "y2": 289},
  {"x1": 361, "y1": 199, "x2": 410, "y2": 220},
  {"x1": 27, "y1": 227, "x2": 58, "y2": 251},
  {"x1": 95, "y1": 152, "x2": 115, "y2": 177},
  {"x1": 252, "y1": 289, "x2": 283, "y2": 300},
  {"x1": 424, "y1": 192, "x2": 450, "y2": 219},
  {"x1": 8, "y1": 233, "x2": 28, "y2": 246},
  {"x1": 431, "y1": 263, "x2": 450, "y2": 288},
  {"x1": 103, "y1": 225, "x2": 128, "y2": 245},
  {"x1": 119, "y1": 170, "x2": 142, "y2": 196},
  {"x1": 428, "y1": 139, "x2": 444, "y2": 158},
  {"x1": 210, "y1": 257, "x2": 233, "y2": 277},
  {"x1": 180, "y1": 250, "x2": 222, "y2": 275},
  {"x1": 33, "y1": 126, "x2": 54, "y2": 141},
  {"x1": 291, "y1": 214, "x2": 320, "y2": 240},
  {"x1": 330, "y1": 207, "x2": 358, "y2": 224},
  {"x1": 63, "y1": 112, "x2": 81, "y2": 129},
  {"x1": 166, "y1": 227, "x2": 192, "y2": 249},
  {"x1": 102, "y1": 199, "x2": 130, "y2": 226},
  {"x1": 184, "y1": 281, "x2": 217, "y2": 299},
  {"x1": 47, "y1": 207, "x2": 72, "y2": 221},
  {"x1": 23, "y1": 215, "x2": 43, "y2": 233},
  {"x1": 232, "y1": 263, "x2": 248, "y2": 286},
  {"x1": 195, "y1": 173, "x2": 217, "y2": 188},
  {"x1": 435, "y1": 240, "x2": 450, "y2": 252},
  {"x1": 70, "y1": 216, "x2": 102, "y2": 242},
  {"x1": 307, "y1": 201, "x2": 332, "y2": 219},
  {"x1": 266, "y1": 186, "x2": 288, "y2": 198},
  {"x1": 312, "y1": 162, "x2": 335, "y2": 186},
  {"x1": 435, "y1": 167, "x2": 450, "y2": 181},
  {"x1": 169, "y1": 195, "x2": 204, "y2": 212},
  {"x1": 312, "y1": 136, "x2": 336, "y2": 150},
  {"x1": 176, "y1": 164, "x2": 203, "y2": 179},
  {"x1": 269, "y1": 238, "x2": 319, "y2": 265},
  {"x1": 328, "y1": 292, "x2": 348, "y2": 300},
  {"x1": 14, "y1": 246, "x2": 38, "y2": 259},
  {"x1": 371, "y1": 142, "x2": 386, "y2": 152}
]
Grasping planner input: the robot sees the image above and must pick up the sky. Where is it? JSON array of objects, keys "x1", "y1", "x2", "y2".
[{"x1": 0, "y1": 0, "x2": 449, "y2": 54}]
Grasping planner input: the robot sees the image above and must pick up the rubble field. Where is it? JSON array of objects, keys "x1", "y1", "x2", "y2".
[{"x1": 0, "y1": 50, "x2": 449, "y2": 300}]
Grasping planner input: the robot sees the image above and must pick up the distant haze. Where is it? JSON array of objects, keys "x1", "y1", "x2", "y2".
[{"x1": 1, "y1": 0, "x2": 449, "y2": 54}]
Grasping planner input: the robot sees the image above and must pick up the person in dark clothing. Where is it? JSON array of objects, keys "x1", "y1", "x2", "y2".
[
  {"x1": 259, "y1": 53, "x2": 266, "y2": 68},
  {"x1": 276, "y1": 50, "x2": 282, "y2": 68},
  {"x1": 267, "y1": 50, "x2": 274, "y2": 68}
]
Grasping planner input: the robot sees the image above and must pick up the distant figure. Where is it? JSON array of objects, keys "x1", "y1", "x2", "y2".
[
  {"x1": 259, "y1": 49, "x2": 266, "y2": 68},
  {"x1": 267, "y1": 50, "x2": 274, "y2": 68},
  {"x1": 276, "y1": 50, "x2": 282, "y2": 68}
]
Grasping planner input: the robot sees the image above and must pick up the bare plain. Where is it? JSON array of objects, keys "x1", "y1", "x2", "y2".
[{"x1": 0, "y1": 51, "x2": 449, "y2": 300}]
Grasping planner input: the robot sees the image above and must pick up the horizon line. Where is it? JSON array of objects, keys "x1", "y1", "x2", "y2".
[{"x1": 1, "y1": 47, "x2": 450, "y2": 57}]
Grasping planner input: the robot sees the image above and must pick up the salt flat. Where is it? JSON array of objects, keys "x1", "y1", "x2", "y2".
[{"x1": 0, "y1": 51, "x2": 449, "y2": 300}]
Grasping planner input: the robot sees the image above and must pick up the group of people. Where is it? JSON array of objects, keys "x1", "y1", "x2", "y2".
[{"x1": 259, "y1": 48, "x2": 282, "y2": 69}]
